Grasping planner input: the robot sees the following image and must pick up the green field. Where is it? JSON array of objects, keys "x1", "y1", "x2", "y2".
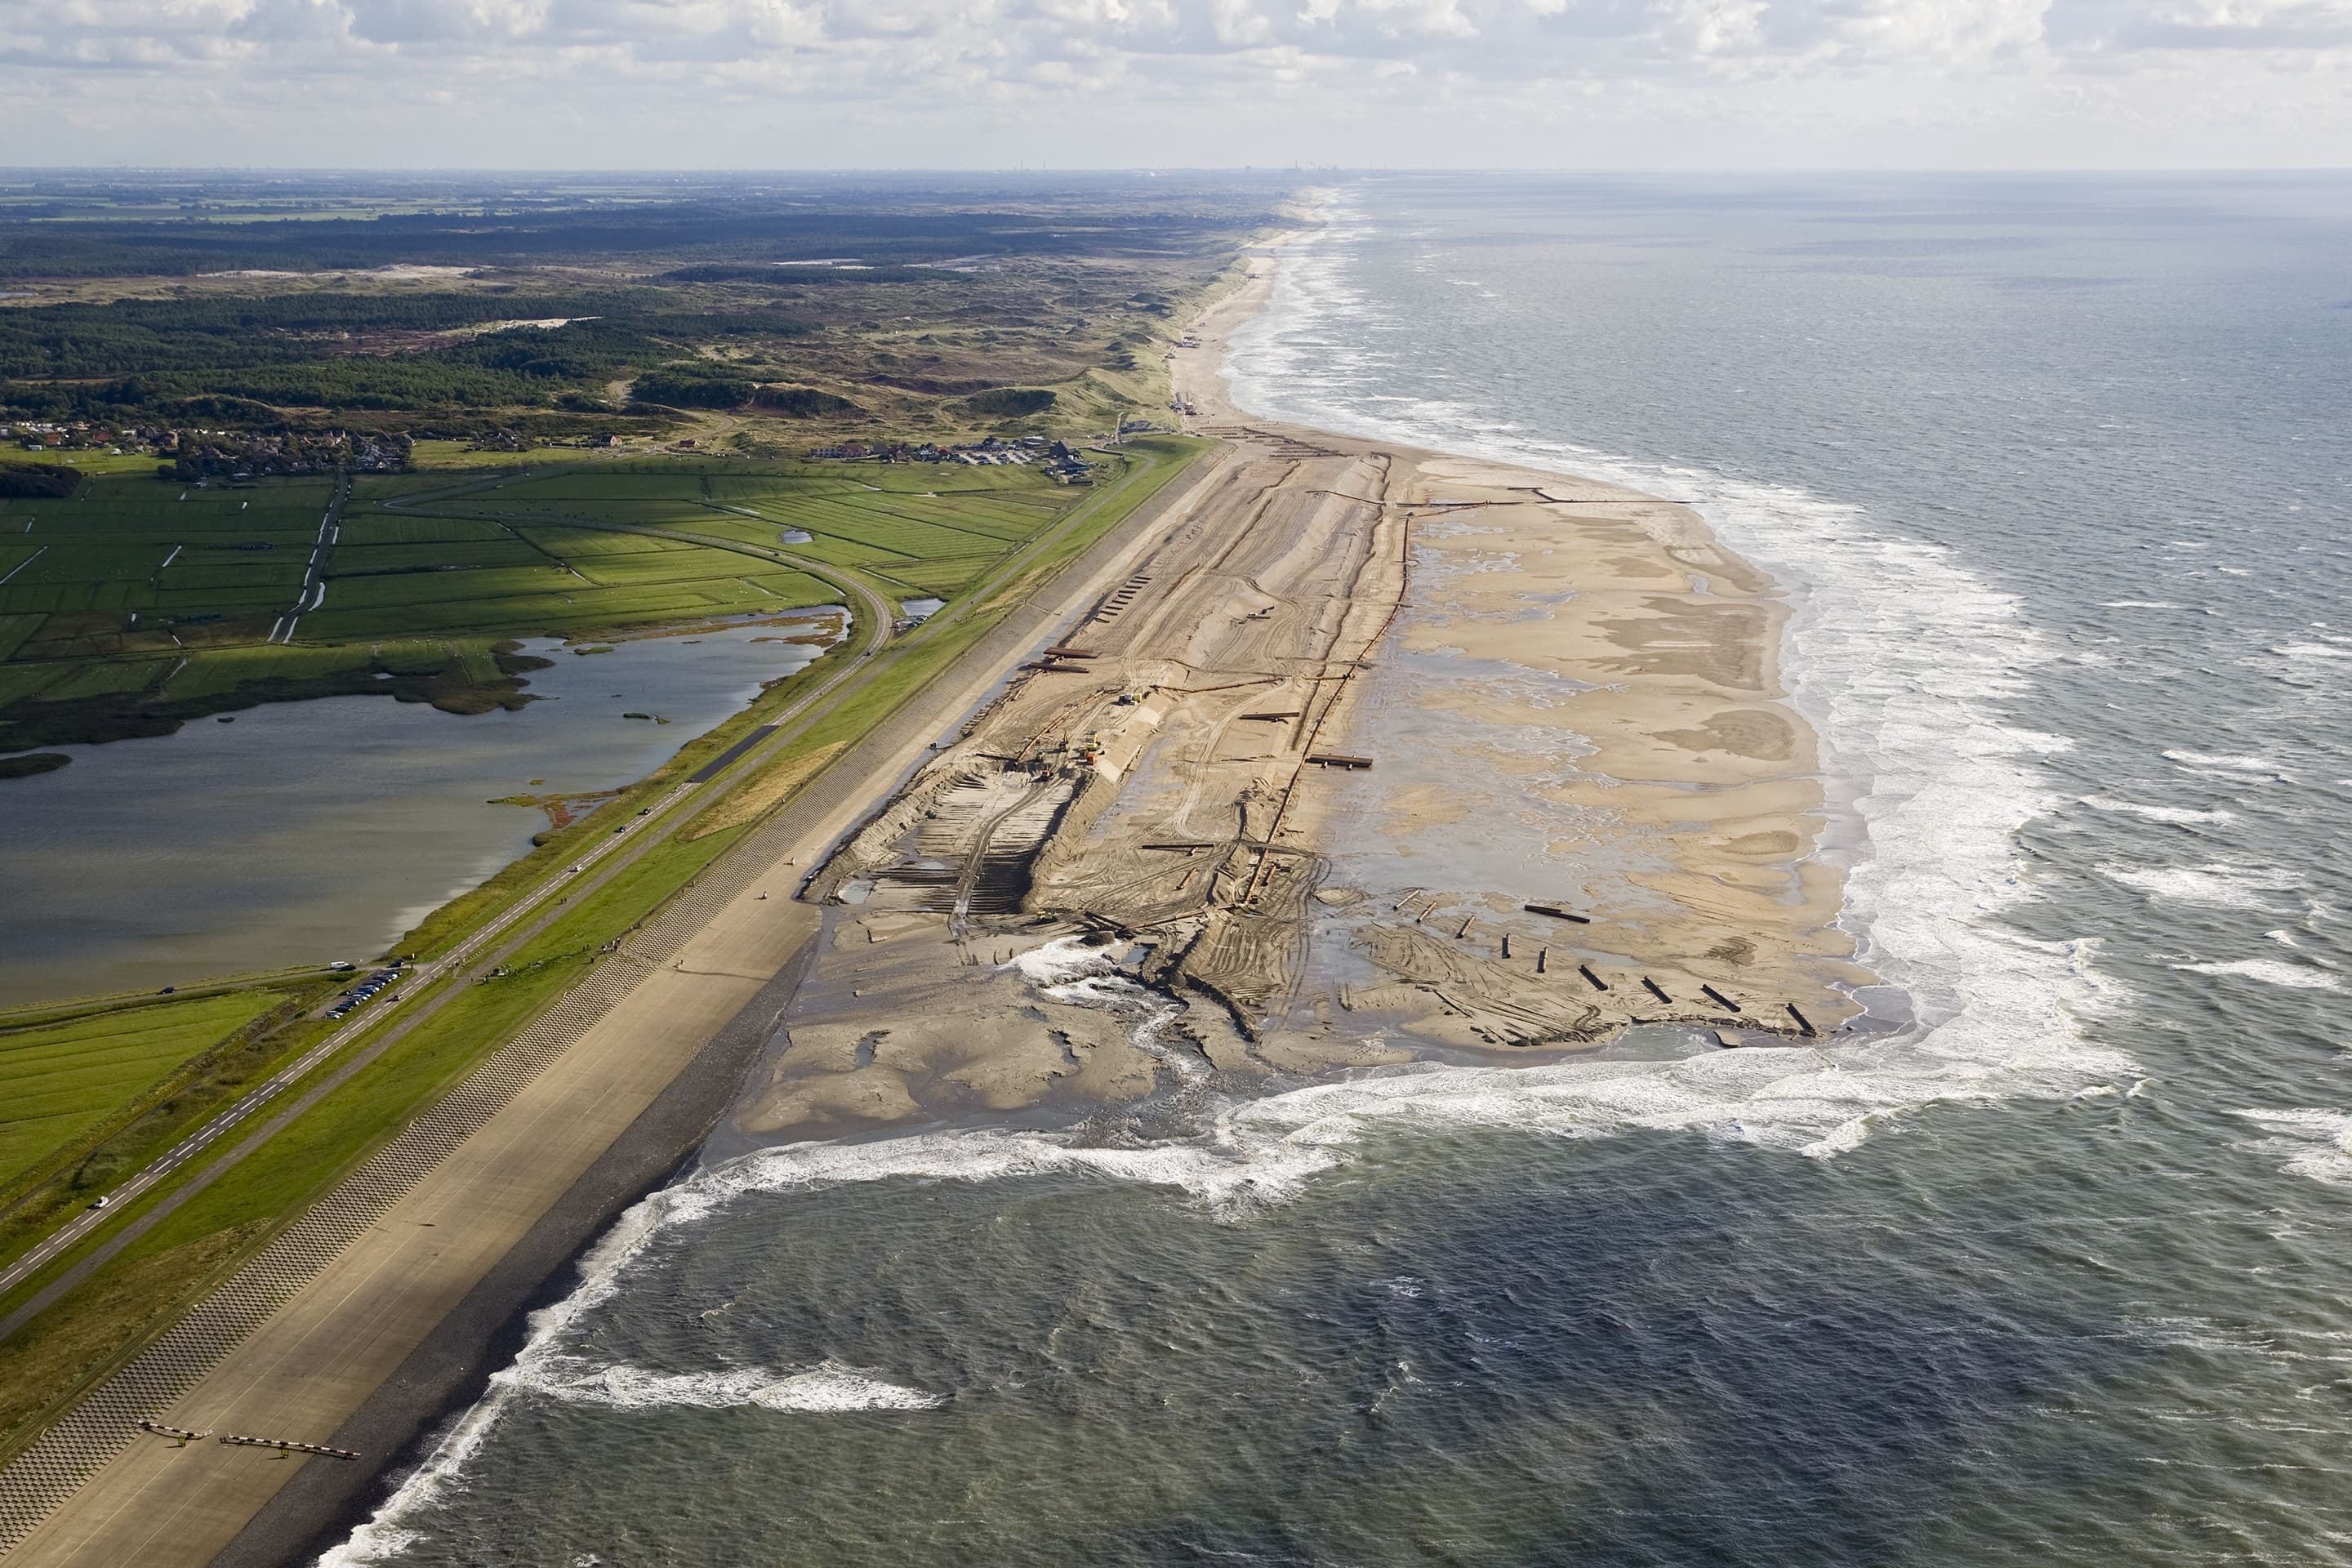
[
  {"x1": 0, "y1": 992, "x2": 279, "y2": 1188},
  {"x1": 0, "y1": 452, "x2": 1101, "y2": 753}
]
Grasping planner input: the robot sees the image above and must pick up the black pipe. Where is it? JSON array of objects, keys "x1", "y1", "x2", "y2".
[
  {"x1": 1578, "y1": 964, "x2": 1606, "y2": 991},
  {"x1": 1700, "y1": 984, "x2": 1741, "y2": 1012},
  {"x1": 1785, "y1": 1002, "x2": 1817, "y2": 1037},
  {"x1": 1642, "y1": 977, "x2": 1672, "y2": 1004}
]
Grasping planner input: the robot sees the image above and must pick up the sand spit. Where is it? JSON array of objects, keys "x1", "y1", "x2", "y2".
[{"x1": 736, "y1": 261, "x2": 1863, "y2": 1141}]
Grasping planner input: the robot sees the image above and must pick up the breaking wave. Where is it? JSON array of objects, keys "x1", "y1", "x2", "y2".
[
  {"x1": 2238, "y1": 1110, "x2": 2352, "y2": 1188},
  {"x1": 318, "y1": 1142, "x2": 950, "y2": 1567},
  {"x1": 2171, "y1": 957, "x2": 2341, "y2": 991},
  {"x1": 527, "y1": 1356, "x2": 945, "y2": 1414},
  {"x1": 2102, "y1": 863, "x2": 2309, "y2": 911},
  {"x1": 2079, "y1": 795, "x2": 2238, "y2": 826}
]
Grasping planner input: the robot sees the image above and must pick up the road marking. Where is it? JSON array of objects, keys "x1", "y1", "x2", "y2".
[{"x1": 0, "y1": 546, "x2": 45, "y2": 586}]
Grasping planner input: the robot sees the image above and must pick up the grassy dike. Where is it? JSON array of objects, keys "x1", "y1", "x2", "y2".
[{"x1": 0, "y1": 434, "x2": 1207, "y2": 1462}]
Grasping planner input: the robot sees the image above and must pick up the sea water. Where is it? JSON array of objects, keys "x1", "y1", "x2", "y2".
[{"x1": 323, "y1": 176, "x2": 2352, "y2": 1566}]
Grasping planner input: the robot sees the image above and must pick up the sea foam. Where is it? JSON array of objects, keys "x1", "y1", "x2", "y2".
[
  {"x1": 2079, "y1": 795, "x2": 2237, "y2": 826},
  {"x1": 526, "y1": 1356, "x2": 945, "y2": 1414},
  {"x1": 318, "y1": 1152, "x2": 951, "y2": 1567},
  {"x1": 2170, "y1": 957, "x2": 2341, "y2": 991},
  {"x1": 2237, "y1": 1110, "x2": 2352, "y2": 1189},
  {"x1": 2102, "y1": 863, "x2": 2307, "y2": 911}
]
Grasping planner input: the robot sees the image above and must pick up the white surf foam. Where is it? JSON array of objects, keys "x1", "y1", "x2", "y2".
[
  {"x1": 325, "y1": 1009, "x2": 2136, "y2": 1565},
  {"x1": 2162, "y1": 748, "x2": 2282, "y2": 774},
  {"x1": 316, "y1": 1175, "x2": 687, "y2": 1566},
  {"x1": 526, "y1": 1356, "x2": 945, "y2": 1413},
  {"x1": 2079, "y1": 795, "x2": 2237, "y2": 826},
  {"x1": 2171, "y1": 958, "x2": 2341, "y2": 991},
  {"x1": 2237, "y1": 1110, "x2": 2352, "y2": 1189},
  {"x1": 318, "y1": 1156, "x2": 951, "y2": 1566},
  {"x1": 2103, "y1": 863, "x2": 2306, "y2": 911},
  {"x1": 1000, "y1": 935, "x2": 1193, "y2": 1070}
]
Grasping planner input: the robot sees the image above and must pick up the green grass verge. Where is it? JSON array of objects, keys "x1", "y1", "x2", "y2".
[
  {"x1": 0, "y1": 983, "x2": 331, "y2": 1277},
  {"x1": 0, "y1": 993, "x2": 279, "y2": 1189}
]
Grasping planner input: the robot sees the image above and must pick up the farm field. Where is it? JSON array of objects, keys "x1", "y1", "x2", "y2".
[
  {"x1": 0, "y1": 451, "x2": 1101, "y2": 753},
  {"x1": 0, "y1": 991, "x2": 280, "y2": 1190}
]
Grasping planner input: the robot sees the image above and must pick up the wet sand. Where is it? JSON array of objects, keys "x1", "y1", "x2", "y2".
[{"x1": 729, "y1": 247, "x2": 1863, "y2": 1141}]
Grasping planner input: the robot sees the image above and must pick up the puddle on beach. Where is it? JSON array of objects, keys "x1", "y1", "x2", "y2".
[{"x1": 1, "y1": 615, "x2": 841, "y2": 1007}]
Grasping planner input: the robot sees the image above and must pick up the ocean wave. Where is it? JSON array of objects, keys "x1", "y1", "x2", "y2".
[
  {"x1": 2162, "y1": 748, "x2": 2283, "y2": 774},
  {"x1": 2103, "y1": 864, "x2": 2306, "y2": 911},
  {"x1": 318, "y1": 1142, "x2": 956, "y2": 1566},
  {"x1": 2079, "y1": 795, "x2": 2238, "y2": 826},
  {"x1": 323, "y1": 994, "x2": 2131, "y2": 1560},
  {"x1": 322, "y1": 1019, "x2": 2143, "y2": 1566},
  {"x1": 2237, "y1": 1110, "x2": 2352, "y2": 1189},
  {"x1": 315, "y1": 1174, "x2": 686, "y2": 1566},
  {"x1": 2170, "y1": 957, "x2": 2341, "y2": 991},
  {"x1": 527, "y1": 1356, "x2": 944, "y2": 1414}
]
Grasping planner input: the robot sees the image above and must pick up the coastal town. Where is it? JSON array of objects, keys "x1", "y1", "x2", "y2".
[
  {"x1": 3, "y1": 421, "x2": 412, "y2": 479},
  {"x1": 800, "y1": 434, "x2": 1103, "y2": 482}
]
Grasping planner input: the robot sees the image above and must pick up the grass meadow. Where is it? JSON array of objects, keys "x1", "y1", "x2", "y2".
[{"x1": 0, "y1": 452, "x2": 1092, "y2": 725}]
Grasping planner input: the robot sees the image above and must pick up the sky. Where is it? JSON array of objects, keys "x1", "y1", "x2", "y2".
[{"x1": 2, "y1": 0, "x2": 2348, "y2": 169}]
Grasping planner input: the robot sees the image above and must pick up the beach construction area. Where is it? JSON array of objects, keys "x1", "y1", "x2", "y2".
[
  {"x1": 0, "y1": 254, "x2": 1865, "y2": 1568},
  {"x1": 748, "y1": 407, "x2": 1861, "y2": 1141}
]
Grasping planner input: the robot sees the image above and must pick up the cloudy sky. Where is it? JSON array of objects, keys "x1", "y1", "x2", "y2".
[{"x1": 2, "y1": 0, "x2": 2348, "y2": 168}]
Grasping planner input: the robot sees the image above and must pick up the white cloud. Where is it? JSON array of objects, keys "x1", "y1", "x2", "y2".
[{"x1": 0, "y1": 0, "x2": 2346, "y2": 163}]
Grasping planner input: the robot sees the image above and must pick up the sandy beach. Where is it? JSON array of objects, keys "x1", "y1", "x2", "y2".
[{"x1": 730, "y1": 240, "x2": 1864, "y2": 1143}]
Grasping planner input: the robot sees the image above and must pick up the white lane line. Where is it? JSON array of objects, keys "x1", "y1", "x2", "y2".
[{"x1": 0, "y1": 546, "x2": 46, "y2": 586}]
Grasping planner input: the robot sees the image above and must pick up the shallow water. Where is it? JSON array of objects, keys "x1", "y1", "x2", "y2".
[
  {"x1": 3, "y1": 620, "x2": 835, "y2": 1005},
  {"x1": 328, "y1": 176, "x2": 2352, "y2": 1566}
]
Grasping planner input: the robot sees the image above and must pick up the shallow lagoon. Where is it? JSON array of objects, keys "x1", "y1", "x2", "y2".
[{"x1": 1, "y1": 619, "x2": 836, "y2": 1007}]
